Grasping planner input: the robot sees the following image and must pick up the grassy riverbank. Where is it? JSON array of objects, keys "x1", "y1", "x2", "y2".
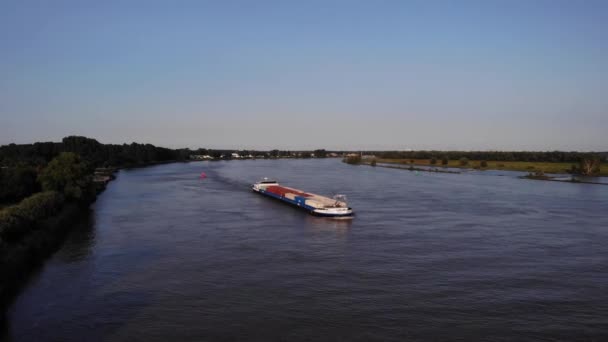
[{"x1": 375, "y1": 158, "x2": 608, "y2": 176}]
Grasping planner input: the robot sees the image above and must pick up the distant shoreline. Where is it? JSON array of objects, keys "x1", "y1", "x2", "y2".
[
  {"x1": 373, "y1": 158, "x2": 608, "y2": 177},
  {"x1": 346, "y1": 159, "x2": 608, "y2": 185},
  {"x1": 519, "y1": 174, "x2": 608, "y2": 186}
]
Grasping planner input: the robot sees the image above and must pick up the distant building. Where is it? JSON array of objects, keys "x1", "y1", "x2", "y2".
[{"x1": 231, "y1": 153, "x2": 240, "y2": 159}]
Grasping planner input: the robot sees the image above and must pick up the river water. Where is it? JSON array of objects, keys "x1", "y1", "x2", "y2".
[{"x1": 4, "y1": 159, "x2": 608, "y2": 341}]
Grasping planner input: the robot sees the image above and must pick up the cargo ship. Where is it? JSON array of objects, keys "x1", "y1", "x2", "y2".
[{"x1": 252, "y1": 178, "x2": 354, "y2": 218}]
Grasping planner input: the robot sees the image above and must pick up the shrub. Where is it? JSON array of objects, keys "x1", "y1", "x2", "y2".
[
  {"x1": 370, "y1": 158, "x2": 377, "y2": 167},
  {"x1": 578, "y1": 157, "x2": 601, "y2": 176},
  {"x1": 430, "y1": 158, "x2": 437, "y2": 165},
  {"x1": 480, "y1": 160, "x2": 488, "y2": 168},
  {"x1": 13, "y1": 191, "x2": 64, "y2": 219},
  {"x1": 441, "y1": 157, "x2": 448, "y2": 165},
  {"x1": 0, "y1": 191, "x2": 64, "y2": 242},
  {"x1": 459, "y1": 157, "x2": 469, "y2": 166}
]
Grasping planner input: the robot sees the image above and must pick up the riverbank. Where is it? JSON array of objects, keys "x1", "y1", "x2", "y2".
[
  {"x1": 0, "y1": 169, "x2": 116, "y2": 313},
  {"x1": 0, "y1": 203, "x2": 92, "y2": 309},
  {"x1": 370, "y1": 163, "x2": 460, "y2": 174},
  {"x1": 375, "y1": 158, "x2": 608, "y2": 176}
]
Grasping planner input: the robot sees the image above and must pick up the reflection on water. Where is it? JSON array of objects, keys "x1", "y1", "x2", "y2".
[
  {"x1": 305, "y1": 216, "x2": 353, "y2": 236},
  {"x1": 1, "y1": 209, "x2": 95, "y2": 341},
  {"x1": 6, "y1": 159, "x2": 608, "y2": 341},
  {"x1": 54, "y1": 210, "x2": 96, "y2": 263},
  {"x1": 0, "y1": 311, "x2": 7, "y2": 341}
]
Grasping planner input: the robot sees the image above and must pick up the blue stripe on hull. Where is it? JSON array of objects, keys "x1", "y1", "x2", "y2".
[{"x1": 257, "y1": 189, "x2": 316, "y2": 212}]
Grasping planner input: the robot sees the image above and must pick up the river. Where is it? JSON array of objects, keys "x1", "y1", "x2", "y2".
[{"x1": 3, "y1": 159, "x2": 608, "y2": 341}]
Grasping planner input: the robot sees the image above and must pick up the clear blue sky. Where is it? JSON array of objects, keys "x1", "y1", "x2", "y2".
[{"x1": 1, "y1": 0, "x2": 606, "y2": 150}]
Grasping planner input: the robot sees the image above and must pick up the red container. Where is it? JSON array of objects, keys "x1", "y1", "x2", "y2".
[{"x1": 266, "y1": 186, "x2": 311, "y2": 198}]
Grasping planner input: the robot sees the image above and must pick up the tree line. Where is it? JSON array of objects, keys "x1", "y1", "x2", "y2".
[
  {"x1": 0, "y1": 136, "x2": 190, "y2": 168},
  {"x1": 371, "y1": 150, "x2": 606, "y2": 163},
  {"x1": 0, "y1": 136, "x2": 190, "y2": 205}
]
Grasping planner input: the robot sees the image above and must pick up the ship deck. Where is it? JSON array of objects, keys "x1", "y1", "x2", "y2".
[{"x1": 264, "y1": 185, "x2": 344, "y2": 208}]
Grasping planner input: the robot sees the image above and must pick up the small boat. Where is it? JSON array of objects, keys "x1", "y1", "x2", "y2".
[{"x1": 252, "y1": 178, "x2": 354, "y2": 218}]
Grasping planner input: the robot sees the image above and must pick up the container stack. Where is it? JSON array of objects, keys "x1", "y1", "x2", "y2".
[{"x1": 265, "y1": 186, "x2": 312, "y2": 198}]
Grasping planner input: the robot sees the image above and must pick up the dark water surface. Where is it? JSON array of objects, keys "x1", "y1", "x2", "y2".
[{"x1": 5, "y1": 159, "x2": 608, "y2": 341}]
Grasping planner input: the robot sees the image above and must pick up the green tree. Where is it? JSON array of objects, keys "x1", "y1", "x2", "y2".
[
  {"x1": 370, "y1": 158, "x2": 377, "y2": 167},
  {"x1": 459, "y1": 157, "x2": 469, "y2": 166},
  {"x1": 430, "y1": 157, "x2": 437, "y2": 165},
  {"x1": 37, "y1": 152, "x2": 92, "y2": 200}
]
